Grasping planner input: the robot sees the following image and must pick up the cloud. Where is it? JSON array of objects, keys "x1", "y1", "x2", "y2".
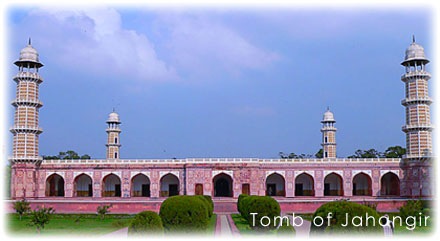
[
  {"x1": 15, "y1": 7, "x2": 178, "y2": 84},
  {"x1": 153, "y1": 13, "x2": 280, "y2": 79}
]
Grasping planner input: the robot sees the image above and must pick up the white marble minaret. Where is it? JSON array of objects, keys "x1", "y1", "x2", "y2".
[{"x1": 106, "y1": 110, "x2": 121, "y2": 159}]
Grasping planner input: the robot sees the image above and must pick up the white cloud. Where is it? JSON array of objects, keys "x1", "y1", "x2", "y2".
[
  {"x1": 19, "y1": 7, "x2": 178, "y2": 84},
  {"x1": 154, "y1": 13, "x2": 280, "y2": 79}
]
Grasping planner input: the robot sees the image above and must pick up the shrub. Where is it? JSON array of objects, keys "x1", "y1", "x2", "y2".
[
  {"x1": 276, "y1": 219, "x2": 296, "y2": 236},
  {"x1": 29, "y1": 206, "x2": 55, "y2": 234},
  {"x1": 244, "y1": 196, "x2": 281, "y2": 232},
  {"x1": 195, "y1": 195, "x2": 213, "y2": 218},
  {"x1": 399, "y1": 200, "x2": 424, "y2": 219},
  {"x1": 310, "y1": 201, "x2": 382, "y2": 235},
  {"x1": 13, "y1": 199, "x2": 31, "y2": 220},
  {"x1": 159, "y1": 195, "x2": 209, "y2": 232},
  {"x1": 237, "y1": 194, "x2": 249, "y2": 215},
  {"x1": 240, "y1": 195, "x2": 256, "y2": 221},
  {"x1": 128, "y1": 211, "x2": 164, "y2": 235},
  {"x1": 97, "y1": 204, "x2": 112, "y2": 220}
]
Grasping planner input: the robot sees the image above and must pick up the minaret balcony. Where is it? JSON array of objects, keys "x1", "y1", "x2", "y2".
[
  {"x1": 401, "y1": 97, "x2": 433, "y2": 106},
  {"x1": 402, "y1": 124, "x2": 433, "y2": 132},
  {"x1": 10, "y1": 125, "x2": 43, "y2": 134},
  {"x1": 106, "y1": 128, "x2": 121, "y2": 133},
  {"x1": 320, "y1": 127, "x2": 337, "y2": 131},
  {"x1": 401, "y1": 71, "x2": 431, "y2": 81},
  {"x1": 106, "y1": 143, "x2": 121, "y2": 147},
  {"x1": 8, "y1": 156, "x2": 43, "y2": 162},
  {"x1": 11, "y1": 98, "x2": 43, "y2": 107},
  {"x1": 13, "y1": 72, "x2": 43, "y2": 83}
]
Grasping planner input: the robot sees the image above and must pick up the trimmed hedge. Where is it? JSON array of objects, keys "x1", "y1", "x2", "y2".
[
  {"x1": 159, "y1": 195, "x2": 209, "y2": 232},
  {"x1": 128, "y1": 211, "x2": 164, "y2": 235},
  {"x1": 195, "y1": 195, "x2": 213, "y2": 218},
  {"x1": 237, "y1": 194, "x2": 249, "y2": 215},
  {"x1": 310, "y1": 201, "x2": 382, "y2": 235},
  {"x1": 241, "y1": 195, "x2": 281, "y2": 232}
]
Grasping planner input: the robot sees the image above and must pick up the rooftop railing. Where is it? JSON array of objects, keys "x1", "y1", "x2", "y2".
[{"x1": 41, "y1": 157, "x2": 401, "y2": 165}]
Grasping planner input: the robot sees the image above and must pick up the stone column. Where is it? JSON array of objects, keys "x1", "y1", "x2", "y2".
[
  {"x1": 343, "y1": 170, "x2": 352, "y2": 197},
  {"x1": 93, "y1": 171, "x2": 102, "y2": 198},
  {"x1": 315, "y1": 170, "x2": 324, "y2": 197}
]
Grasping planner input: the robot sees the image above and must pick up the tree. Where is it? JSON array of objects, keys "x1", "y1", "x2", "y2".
[
  {"x1": 43, "y1": 150, "x2": 91, "y2": 160},
  {"x1": 347, "y1": 149, "x2": 382, "y2": 158},
  {"x1": 315, "y1": 149, "x2": 323, "y2": 158},
  {"x1": 383, "y1": 146, "x2": 406, "y2": 158},
  {"x1": 13, "y1": 199, "x2": 31, "y2": 220},
  {"x1": 29, "y1": 206, "x2": 55, "y2": 234},
  {"x1": 97, "y1": 204, "x2": 112, "y2": 220},
  {"x1": 279, "y1": 152, "x2": 312, "y2": 159}
]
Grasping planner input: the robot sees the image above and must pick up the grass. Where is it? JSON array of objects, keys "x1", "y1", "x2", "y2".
[
  {"x1": 8, "y1": 213, "x2": 218, "y2": 236},
  {"x1": 381, "y1": 212, "x2": 433, "y2": 236},
  {"x1": 230, "y1": 214, "x2": 295, "y2": 236},
  {"x1": 7, "y1": 213, "x2": 133, "y2": 236},
  {"x1": 206, "y1": 214, "x2": 217, "y2": 234}
]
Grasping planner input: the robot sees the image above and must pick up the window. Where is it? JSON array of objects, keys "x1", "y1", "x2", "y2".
[
  {"x1": 115, "y1": 137, "x2": 118, "y2": 143},
  {"x1": 114, "y1": 152, "x2": 118, "y2": 159},
  {"x1": 324, "y1": 152, "x2": 328, "y2": 158},
  {"x1": 324, "y1": 137, "x2": 328, "y2": 143}
]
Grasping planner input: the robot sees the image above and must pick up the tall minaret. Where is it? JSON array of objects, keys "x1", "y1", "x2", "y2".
[
  {"x1": 106, "y1": 110, "x2": 121, "y2": 159},
  {"x1": 321, "y1": 108, "x2": 337, "y2": 158},
  {"x1": 401, "y1": 36, "x2": 433, "y2": 160},
  {"x1": 10, "y1": 39, "x2": 44, "y2": 163}
]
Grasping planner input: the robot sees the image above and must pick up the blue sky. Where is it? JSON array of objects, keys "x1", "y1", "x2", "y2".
[{"x1": 6, "y1": 6, "x2": 433, "y2": 159}]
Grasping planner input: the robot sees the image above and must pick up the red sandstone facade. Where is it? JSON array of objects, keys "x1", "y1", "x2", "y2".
[{"x1": 8, "y1": 39, "x2": 433, "y2": 213}]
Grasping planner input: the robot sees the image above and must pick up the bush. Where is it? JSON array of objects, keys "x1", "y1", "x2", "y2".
[
  {"x1": 277, "y1": 219, "x2": 296, "y2": 236},
  {"x1": 240, "y1": 195, "x2": 256, "y2": 221},
  {"x1": 243, "y1": 196, "x2": 281, "y2": 232},
  {"x1": 29, "y1": 206, "x2": 55, "y2": 234},
  {"x1": 128, "y1": 211, "x2": 164, "y2": 235},
  {"x1": 310, "y1": 201, "x2": 382, "y2": 235},
  {"x1": 159, "y1": 195, "x2": 209, "y2": 232},
  {"x1": 195, "y1": 195, "x2": 213, "y2": 218},
  {"x1": 13, "y1": 199, "x2": 31, "y2": 220},
  {"x1": 399, "y1": 200, "x2": 424, "y2": 219},
  {"x1": 237, "y1": 194, "x2": 249, "y2": 215},
  {"x1": 97, "y1": 204, "x2": 112, "y2": 220}
]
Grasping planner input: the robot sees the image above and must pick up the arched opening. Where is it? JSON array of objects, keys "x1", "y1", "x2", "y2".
[
  {"x1": 74, "y1": 174, "x2": 92, "y2": 197},
  {"x1": 295, "y1": 173, "x2": 315, "y2": 196},
  {"x1": 352, "y1": 173, "x2": 372, "y2": 196},
  {"x1": 131, "y1": 174, "x2": 150, "y2": 197},
  {"x1": 160, "y1": 173, "x2": 179, "y2": 197},
  {"x1": 265, "y1": 173, "x2": 285, "y2": 196},
  {"x1": 102, "y1": 174, "x2": 121, "y2": 197},
  {"x1": 324, "y1": 173, "x2": 343, "y2": 196},
  {"x1": 213, "y1": 173, "x2": 233, "y2": 197},
  {"x1": 381, "y1": 172, "x2": 400, "y2": 196},
  {"x1": 45, "y1": 174, "x2": 65, "y2": 197}
]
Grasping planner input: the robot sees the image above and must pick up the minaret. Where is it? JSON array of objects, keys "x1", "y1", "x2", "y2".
[
  {"x1": 321, "y1": 108, "x2": 337, "y2": 158},
  {"x1": 10, "y1": 39, "x2": 44, "y2": 163},
  {"x1": 401, "y1": 36, "x2": 433, "y2": 160},
  {"x1": 106, "y1": 110, "x2": 121, "y2": 159}
]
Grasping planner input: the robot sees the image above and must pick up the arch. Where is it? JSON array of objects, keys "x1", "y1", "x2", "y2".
[
  {"x1": 352, "y1": 172, "x2": 372, "y2": 196},
  {"x1": 324, "y1": 172, "x2": 343, "y2": 196},
  {"x1": 74, "y1": 173, "x2": 93, "y2": 197},
  {"x1": 45, "y1": 173, "x2": 65, "y2": 197},
  {"x1": 295, "y1": 173, "x2": 315, "y2": 196},
  {"x1": 160, "y1": 173, "x2": 180, "y2": 197},
  {"x1": 380, "y1": 172, "x2": 400, "y2": 196},
  {"x1": 265, "y1": 173, "x2": 285, "y2": 196},
  {"x1": 213, "y1": 173, "x2": 233, "y2": 197},
  {"x1": 102, "y1": 174, "x2": 121, "y2": 197},
  {"x1": 131, "y1": 174, "x2": 150, "y2": 197}
]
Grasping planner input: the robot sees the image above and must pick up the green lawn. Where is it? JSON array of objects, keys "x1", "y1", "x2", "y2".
[
  {"x1": 8, "y1": 213, "x2": 218, "y2": 236},
  {"x1": 383, "y1": 212, "x2": 434, "y2": 236},
  {"x1": 7, "y1": 213, "x2": 133, "y2": 236},
  {"x1": 230, "y1": 214, "x2": 295, "y2": 236}
]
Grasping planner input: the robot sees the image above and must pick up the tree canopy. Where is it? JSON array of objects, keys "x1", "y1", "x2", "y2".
[{"x1": 43, "y1": 150, "x2": 91, "y2": 160}]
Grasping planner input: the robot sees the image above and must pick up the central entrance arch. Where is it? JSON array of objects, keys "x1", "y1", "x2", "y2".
[{"x1": 213, "y1": 173, "x2": 233, "y2": 197}]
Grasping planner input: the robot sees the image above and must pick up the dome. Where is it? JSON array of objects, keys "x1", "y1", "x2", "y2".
[
  {"x1": 322, "y1": 109, "x2": 335, "y2": 122},
  {"x1": 107, "y1": 112, "x2": 120, "y2": 123},
  {"x1": 14, "y1": 39, "x2": 44, "y2": 68},
  {"x1": 402, "y1": 38, "x2": 429, "y2": 65}
]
